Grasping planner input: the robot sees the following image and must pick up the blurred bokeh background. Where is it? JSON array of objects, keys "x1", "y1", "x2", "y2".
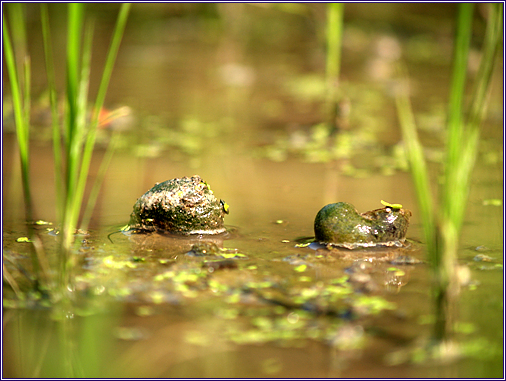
[{"x1": 3, "y1": 3, "x2": 503, "y2": 378}]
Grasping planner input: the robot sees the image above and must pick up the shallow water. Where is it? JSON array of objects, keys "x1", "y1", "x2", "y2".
[{"x1": 2, "y1": 3, "x2": 504, "y2": 378}]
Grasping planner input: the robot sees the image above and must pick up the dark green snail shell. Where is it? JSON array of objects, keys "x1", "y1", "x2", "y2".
[
  {"x1": 314, "y1": 202, "x2": 411, "y2": 248},
  {"x1": 129, "y1": 176, "x2": 228, "y2": 235}
]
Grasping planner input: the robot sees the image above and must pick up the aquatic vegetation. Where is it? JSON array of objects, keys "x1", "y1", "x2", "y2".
[
  {"x1": 45, "y1": 228, "x2": 408, "y2": 352},
  {"x1": 325, "y1": 3, "x2": 344, "y2": 132},
  {"x1": 130, "y1": 115, "x2": 233, "y2": 165},
  {"x1": 314, "y1": 201, "x2": 411, "y2": 249},
  {"x1": 3, "y1": 4, "x2": 47, "y2": 288},
  {"x1": 396, "y1": 2, "x2": 503, "y2": 343},
  {"x1": 260, "y1": 79, "x2": 406, "y2": 176},
  {"x1": 3, "y1": 5, "x2": 32, "y2": 223},
  {"x1": 4, "y1": 5, "x2": 132, "y2": 378},
  {"x1": 129, "y1": 176, "x2": 229, "y2": 235},
  {"x1": 3, "y1": 4, "x2": 502, "y2": 379},
  {"x1": 3, "y1": 3, "x2": 131, "y2": 300}
]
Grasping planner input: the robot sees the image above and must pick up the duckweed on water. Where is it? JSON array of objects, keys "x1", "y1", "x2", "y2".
[
  {"x1": 15, "y1": 237, "x2": 32, "y2": 243},
  {"x1": 219, "y1": 253, "x2": 247, "y2": 259},
  {"x1": 482, "y1": 198, "x2": 502, "y2": 206},
  {"x1": 3, "y1": 224, "x2": 414, "y2": 352},
  {"x1": 259, "y1": 78, "x2": 409, "y2": 176},
  {"x1": 34, "y1": 220, "x2": 52, "y2": 226},
  {"x1": 387, "y1": 267, "x2": 406, "y2": 276},
  {"x1": 293, "y1": 264, "x2": 307, "y2": 272},
  {"x1": 353, "y1": 295, "x2": 396, "y2": 315}
]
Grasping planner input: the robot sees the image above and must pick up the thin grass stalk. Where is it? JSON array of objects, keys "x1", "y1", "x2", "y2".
[
  {"x1": 443, "y1": 3, "x2": 502, "y2": 236},
  {"x1": 3, "y1": 10, "x2": 51, "y2": 289},
  {"x1": 395, "y1": 73, "x2": 452, "y2": 343},
  {"x1": 58, "y1": 3, "x2": 130, "y2": 284},
  {"x1": 61, "y1": 20, "x2": 95, "y2": 290},
  {"x1": 6, "y1": 3, "x2": 27, "y2": 74},
  {"x1": 3, "y1": 13, "x2": 32, "y2": 224},
  {"x1": 325, "y1": 3, "x2": 344, "y2": 133},
  {"x1": 467, "y1": 3, "x2": 503, "y2": 128},
  {"x1": 440, "y1": 3, "x2": 474, "y2": 252},
  {"x1": 433, "y1": 6, "x2": 476, "y2": 339},
  {"x1": 443, "y1": 3, "x2": 473, "y2": 189},
  {"x1": 440, "y1": 2, "x2": 502, "y2": 255},
  {"x1": 64, "y1": 3, "x2": 83, "y2": 148},
  {"x1": 395, "y1": 80, "x2": 437, "y2": 259},
  {"x1": 22, "y1": 55, "x2": 31, "y2": 219},
  {"x1": 397, "y1": 3, "x2": 503, "y2": 344},
  {"x1": 71, "y1": 3, "x2": 131, "y2": 234},
  {"x1": 20, "y1": 58, "x2": 32, "y2": 223},
  {"x1": 41, "y1": 4, "x2": 63, "y2": 223},
  {"x1": 80, "y1": 131, "x2": 119, "y2": 230},
  {"x1": 76, "y1": 21, "x2": 94, "y2": 146},
  {"x1": 55, "y1": 6, "x2": 130, "y2": 376},
  {"x1": 62, "y1": 3, "x2": 85, "y2": 253},
  {"x1": 23, "y1": 56, "x2": 31, "y2": 135},
  {"x1": 455, "y1": 1, "x2": 503, "y2": 208},
  {"x1": 55, "y1": 4, "x2": 85, "y2": 292},
  {"x1": 394, "y1": 71, "x2": 449, "y2": 343},
  {"x1": 3, "y1": 264, "x2": 22, "y2": 298}
]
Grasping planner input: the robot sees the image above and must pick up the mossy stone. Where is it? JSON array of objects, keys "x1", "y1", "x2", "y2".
[
  {"x1": 129, "y1": 176, "x2": 228, "y2": 235},
  {"x1": 314, "y1": 202, "x2": 411, "y2": 249}
]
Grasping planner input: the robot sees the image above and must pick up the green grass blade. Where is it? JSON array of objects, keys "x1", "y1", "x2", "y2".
[
  {"x1": 6, "y1": 3, "x2": 27, "y2": 72},
  {"x1": 81, "y1": 131, "x2": 120, "y2": 230},
  {"x1": 65, "y1": 3, "x2": 84, "y2": 141},
  {"x1": 441, "y1": 3, "x2": 474, "y2": 238},
  {"x1": 3, "y1": 13, "x2": 33, "y2": 223},
  {"x1": 3, "y1": 11, "x2": 46, "y2": 284},
  {"x1": 76, "y1": 21, "x2": 94, "y2": 142},
  {"x1": 23, "y1": 56, "x2": 31, "y2": 144},
  {"x1": 64, "y1": 20, "x2": 94, "y2": 246},
  {"x1": 41, "y1": 4, "x2": 64, "y2": 223},
  {"x1": 443, "y1": 3, "x2": 473, "y2": 182},
  {"x1": 91, "y1": 3, "x2": 131, "y2": 124},
  {"x1": 467, "y1": 3, "x2": 502, "y2": 130},
  {"x1": 21, "y1": 55, "x2": 32, "y2": 220},
  {"x1": 326, "y1": 3, "x2": 343, "y2": 83},
  {"x1": 439, "y1": 3, "x2": 474, "y2": 260},
  {"x1": 451, "y1": 3, "x2": 503, "y2": 232},
  {"x1": 325, "y1": 3, "x2": 344, "y2": 131},
  {"x1": 395, "y1": 76, "x2": 437, "y2": 260},
  {"x1": 72, "y1": 3, "x2": 131, "y2": 230},
  {"x1": 63, "y1": 3, "x2": 85, "y2": 221},
  {"x1": 396, "y1": 3, "x2": 503, "y2": 344}
]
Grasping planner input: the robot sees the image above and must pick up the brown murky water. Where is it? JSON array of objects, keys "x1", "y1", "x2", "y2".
[{"x1": 2, "y1": 3, "x2": 503, "y2": 378}]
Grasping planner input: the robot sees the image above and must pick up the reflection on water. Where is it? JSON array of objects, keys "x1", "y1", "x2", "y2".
[{"x1": 2, "y1": 3, "x2": 503, "y2": 379}]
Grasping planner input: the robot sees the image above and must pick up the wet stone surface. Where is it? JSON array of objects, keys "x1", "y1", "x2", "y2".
[
  {"x1": 129, "y1": 176, "x2": 229, "y2": 235},
  {"x1": 314, "y1": 202, "x2": 412, "y2": 249}
]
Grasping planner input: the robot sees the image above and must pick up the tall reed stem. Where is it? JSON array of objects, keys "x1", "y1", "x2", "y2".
[
  {"x1": 41, "y1": 3, "x2": 131, "y2": 295},
  {"x1": 3, "y1": 11, "x2": 32, "y2": 224},
  {"x1": 325, "y1": 3, "x2": 344, "y2": 133},
  {"x1": 396, "y1": 3, "x2": 502, "y2": 344}
]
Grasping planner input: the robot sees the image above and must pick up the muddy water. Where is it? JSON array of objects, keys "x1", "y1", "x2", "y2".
[{"x1": 2, "y1": 3, "x2": 504, "y2": 378}]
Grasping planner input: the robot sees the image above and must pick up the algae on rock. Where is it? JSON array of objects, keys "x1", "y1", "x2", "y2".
[
  {"x1": 314, "y1": 202, "x2": 411, "y2": 249},
  {"x1": 129, "y1": 176, "x2": 229, "y2": 235}
]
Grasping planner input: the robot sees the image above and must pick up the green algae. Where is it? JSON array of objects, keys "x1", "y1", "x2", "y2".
[
  {"x1": 314, "y1": 202, "x2": 412, "y2": 248},
  {"x1": 129, "y1": 176, "x2": 228, "y2": 235}
]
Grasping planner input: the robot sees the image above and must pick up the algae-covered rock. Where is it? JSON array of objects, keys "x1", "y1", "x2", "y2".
[
  {"x1": 129, "y1": 176, "x2": 229, "y2": 235},
  {"x1": 314, "y1": 202, "x2": 411, "y2": 249}
]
